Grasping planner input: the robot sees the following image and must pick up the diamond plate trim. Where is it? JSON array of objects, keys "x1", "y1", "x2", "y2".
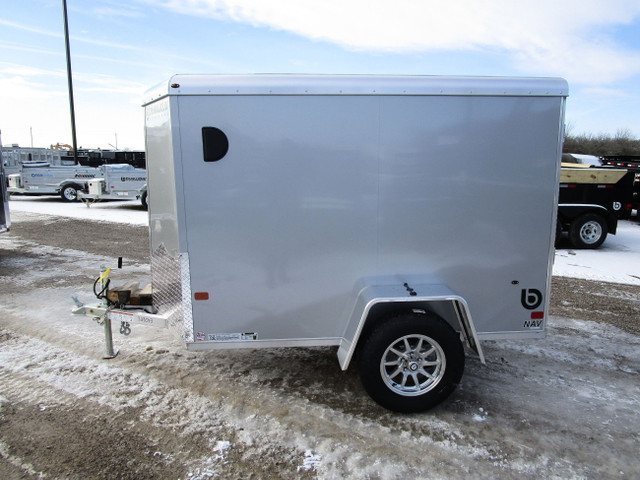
[
  {"x1": 150, "y1": 244, "x2": 193, "y2": 342},
  {"x1": 180, "y1": 253, "x2": 194, "y2": 342}
]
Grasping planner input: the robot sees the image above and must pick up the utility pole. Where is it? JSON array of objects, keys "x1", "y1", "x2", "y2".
[{"x1": 62, "y1": 0, "x2": 78, "y2": 164}]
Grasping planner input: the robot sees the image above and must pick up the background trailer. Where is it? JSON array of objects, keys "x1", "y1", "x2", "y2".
[
  {"x1": 131, "y1": 75, "x2": 567, "y2": 411},
  {"x1": 78, "y1": 163, "x2": 147, "y2": 207},
  {"x1": 8, "y1": 164, "x2": 98, "y2": 201},
  {"x1": 0, "y1": 131, "x2": 9, "y2": 234}
]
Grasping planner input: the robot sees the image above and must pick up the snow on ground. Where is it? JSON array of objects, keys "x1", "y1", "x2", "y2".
[
  {"x1": 554, "y1": 220, "x2": 640, "y2": 285},
  {"x1": 10, "y1": 196, "x2": 640, "y2": 285},
  {"x1": 8, "y1": 195, "x2": 148, "y2": 226}
]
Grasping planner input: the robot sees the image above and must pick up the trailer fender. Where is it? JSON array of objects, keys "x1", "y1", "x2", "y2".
[
  {"x1": 337, "y1": 281, "x2": 485, "y2": 370},
  {"x1": 558, "y1": 204, "x2": 617, "y2": 235}
]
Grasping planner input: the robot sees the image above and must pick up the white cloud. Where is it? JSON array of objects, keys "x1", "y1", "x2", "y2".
[
  {"x1": 0, "y1": 64, "x2": 65, "y2": 78},
  {"x1": 0, "y1": 19, "x2": 62, "y2": 39},
  {"x1": 73, "y1": 72, "x2": 147, "y2": 96},
  {"x1": 0, "y1": 18, "x2": 143, "y2": 52},
  {"x1": 147, "y1": 0, "x2": 640, "y2": 84},
  {"x1": 0, "y1": 67, "x2": 67, "y2": 99}
]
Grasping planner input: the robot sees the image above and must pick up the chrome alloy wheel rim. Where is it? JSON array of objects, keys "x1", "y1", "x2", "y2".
[
  {"x1": 63, "y1": 187, "x2": 76, "y2": 201},
  {"x1": 380, "y1": 334, "x2": 446, "y2": 396},
  {"x1": 580, "y1": 221, "x2": 602, "y2": 244}
]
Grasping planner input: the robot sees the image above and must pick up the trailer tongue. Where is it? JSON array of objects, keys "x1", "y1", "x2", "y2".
[{"x1": 74, "y1": 74, "x2": 568, "y2": 412}]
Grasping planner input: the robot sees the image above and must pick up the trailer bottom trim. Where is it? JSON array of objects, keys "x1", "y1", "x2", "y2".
[{"x1": 185, "y1": 337, "x2": 342, "y2": 351}]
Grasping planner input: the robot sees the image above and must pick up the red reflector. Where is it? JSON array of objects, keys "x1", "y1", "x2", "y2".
[
  {"x1": 194, "y1": 292, "x2": 209, "y2": 301},
  {"x1": 531, "y1": 311, "x2": 544, "y2": 320}
]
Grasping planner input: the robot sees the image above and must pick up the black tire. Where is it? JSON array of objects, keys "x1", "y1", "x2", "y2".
[
  {"x1": 60, "y1": 183, "x2": 81, "y2": 202},
  {"x1": 358, "y1": 312, "x2": 465, "y2": 413},
  {"x1": 555, "y1": 217, "x2": 563, "y2": 247},
  {"x1": 568, "y1": 213, "x2": 608, "y2": 249},
  {"x1": 141, "y1": 190, "x2": 148, "y2": 209}
]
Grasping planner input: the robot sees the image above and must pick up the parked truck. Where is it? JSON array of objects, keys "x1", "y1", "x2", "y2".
[
  {"x1": 74, "y1": 74, "x2": 568, "y2": 412},
  {"x1": 8, "y1": 164, "x2": 98, "y2": 201},
  {"x1": 78, "y1": 164, "x2": 147, "y2": 207},
  {"x1": 557, "y1": 156, "x2": 635, "y2": 248}
]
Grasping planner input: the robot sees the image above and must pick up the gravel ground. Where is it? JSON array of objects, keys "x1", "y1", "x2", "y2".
[{"x1": 1, "y1": 211, "x2": 638, "y2": 479}]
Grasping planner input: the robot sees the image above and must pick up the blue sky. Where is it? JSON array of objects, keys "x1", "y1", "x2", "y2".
[{"x1": 1, "y1": 0, "x2": 639, "y2": 150}]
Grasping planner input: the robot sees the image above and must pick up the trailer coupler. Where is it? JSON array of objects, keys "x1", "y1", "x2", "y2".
[
  {"x1": 72, "y1": 301, "x2": 169, "y2": 358},
  {"x1": 71, "y1": 265, "x2": 168, "y2": 359},
  {"x1": 78, "y1": 195, "x2": 100, "y2": 208},
  {"x1": 71, "y1": 298, "x2": 167, "y2": 358}
]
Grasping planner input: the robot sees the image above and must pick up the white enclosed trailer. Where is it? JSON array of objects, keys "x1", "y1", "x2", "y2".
[
  {"x1": 78, "y1": 74, "x2": 568, "y2": 412},
  {"x1": 78, "y1": 164, "x2": 147, "y2": 206},
  {"x1": 8, "y1": 164, "x2": 98, "y2": 201}
]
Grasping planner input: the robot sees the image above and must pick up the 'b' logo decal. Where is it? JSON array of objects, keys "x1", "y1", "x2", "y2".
[{"x1": 521, "y1": 289, "x2": 542, "y2": 310}]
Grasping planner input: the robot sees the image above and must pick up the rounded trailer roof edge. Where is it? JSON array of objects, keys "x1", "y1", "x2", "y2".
[{"x1": 142, "y1": 74, "x2": 568, "y2": 105}]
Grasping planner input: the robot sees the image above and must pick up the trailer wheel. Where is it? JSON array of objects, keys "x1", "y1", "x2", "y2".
[
  {"x1": 555, "y1": 218, "x2": 563, "y2": 247},
  {"x1": 569, "y1": 213, "x2": 608, "y2": 249},
  {"x1": 141, "y1": 190, "x2": 148, "y2": 209},
  {"x1": 358, "y1": 312, "x2": 464, "y2": 412},
  {"x1": 60, "y1": 184, "x2": 81, "y2": 202}
]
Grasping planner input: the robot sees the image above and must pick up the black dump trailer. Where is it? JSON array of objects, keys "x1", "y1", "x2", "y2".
[{"x1": 557, "y1": 162, "x2": 635, "y2": 248}]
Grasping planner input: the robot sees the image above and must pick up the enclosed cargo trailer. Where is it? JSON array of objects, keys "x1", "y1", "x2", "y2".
[{"x1": 76, "y1": 74, "x2": 568, "y2": 412}]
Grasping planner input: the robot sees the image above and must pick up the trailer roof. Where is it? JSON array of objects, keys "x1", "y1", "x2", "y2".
[{"x1": 143, "y1": 74, "x2": 568, "y2": 105}]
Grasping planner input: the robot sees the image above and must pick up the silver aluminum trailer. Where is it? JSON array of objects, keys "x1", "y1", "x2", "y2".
[
  {"x1": 8, "y1": 164, "x2": 98, "y2": 201},
  {"x1": 78, "y1": 74, "x2": 568, "y2": 412},
  {"x1": 78, "y1": 164, "x2": 147, "y2": 206}
]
